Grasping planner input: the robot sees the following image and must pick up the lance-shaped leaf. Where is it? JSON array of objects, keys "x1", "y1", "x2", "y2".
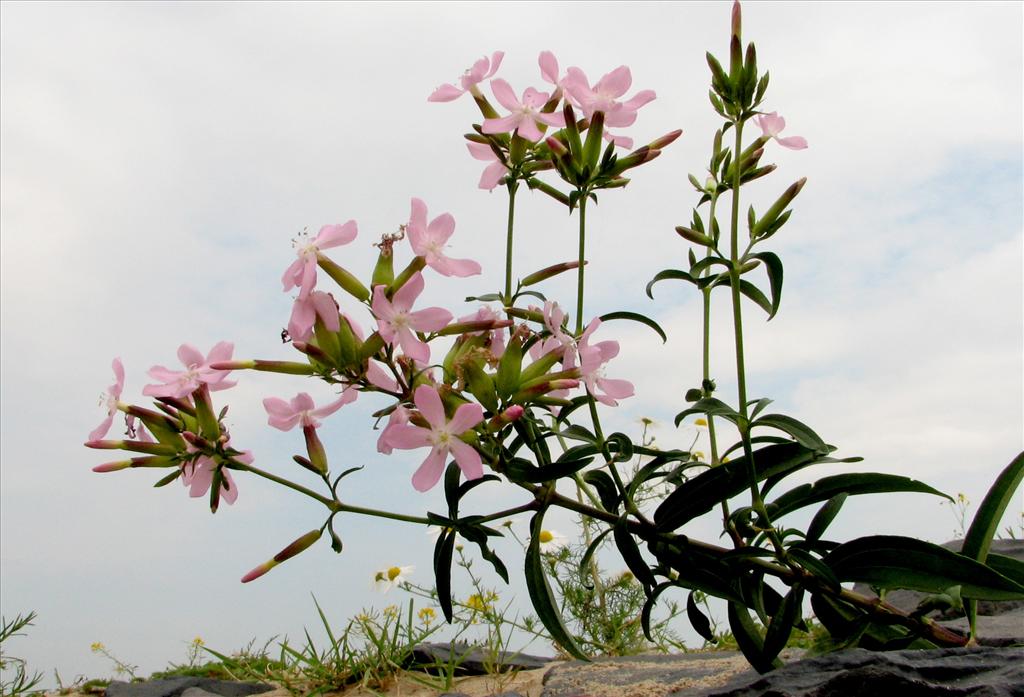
[
  {"x1": 433, "y1": 526, "x2": 457, "y2": 623},
  {"x1": 654, "y1": 442, "x2": 824, "y2": 532},
  {"x1": 646, "y1": 268, "x2": 702, "y2": 299},
  {"x1": 749, "y1": 251, "x2": 784, "y2": 318},
  {"x1": 768, "y1": 473, "x2": 951, "y2": 520},
  {"x1": 613, "y1": 515, "x2": 656, "y2": 591},
  {"x1": 640, "y1": 581, "x2": 678, "y2": 642},
  {"x1": 825, "y1": 535, "x2": 1024, "y2": 600},
  {"x1": 526, "y1": 511, "x2": 588, "y2": 660},
  {"x1": 961, "y1": 451, "x2": 1024, "y2": 635},
  {"x1": 762, "y1": 586, "x2": 803, "y2": 662},
  {"x1": 579, "y1": 527, "x2": 614, "y2": 589},
  {"x1": 806, "y1": 493, "x2": 848, "y2": 543},
  {"x1": 598, "y1": 311, "x2": 667, "y2": 344},
  {"x1": 686, "y1": 591, "x2": 716, "y2": 643},
  {"x1": 751, "y1": 413, "x2": 826, "y2": 450},
  {"x1": 727, "y1": 602, "x2": 782, "y2": 674}
]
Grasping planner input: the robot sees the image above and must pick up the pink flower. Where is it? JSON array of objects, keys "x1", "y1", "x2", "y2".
[
  {"x1": 262, "y1": 391, "x2": 356, "y2": 431},
  {"x1": 89, "y1": 358, "x2": 126, "y2": 441},
  {"x1": 458, "y1": 305, "x2": 506, "y2": 358},
  {"x1": 407, "y1": 199, "x2": 481, "y2": 277},
  {"x1": 577, "y1": 319, "x2": 634, "y2": 407},
  {"x1": 482, "y1": 79, "x2": 565, "y2": 143},
  {"x1": 182, "y1": 448, "x2": 249, "y2": 506},
  {"x1": 377, "y1": 405, "x2": 409, "y2": 454},
  {"x1": 755, "y1": 112, "x2": 808, "y2": 150},
  {"x1": 383, "y1": 385, "x2": 484, "y2": 492},
  {"x1": 288, "y1": 290, "x2": 341, "y2": 342},
  {"x1": 371, "y1": 273, "x2": 452, "y2": 363},
  {"x1": 429, "y1": 51, "x2": 504, "y2": 102},
  {"x1": 466, "y1": 142, "x2": 509, "y2": 191},
  {"x1": 143, "y1": 342, "x2": 236, "y2": 400},
  {"x1": 542, "y1": 301, "x2": 575, "y2": 356},
  {"x1": 538, "y1": 51, "x2": 572, "y2": 95},
  {"x1": 563, "y1": 65, "x2": 656, "y2": 149},
  {"x1": 281, "y1": 221, "x2": 358, "y2": 298}
]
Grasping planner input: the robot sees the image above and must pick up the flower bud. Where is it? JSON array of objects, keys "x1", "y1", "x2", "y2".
[
  {"x1": 292, "y1": 454, "x2": 320, "y2": 475},
  {"x1": 675, "y1": 226, "x2": 715, "y2": 247},
  {"x1": 435, "y1": 318, "x2": 514, "y2": 337},
  {"x1": 303, "y1": 425, "x2": 328, "y2": 473},
  {"x1": 648, "y1": 129, "x2": 683, "y2": 150},
  {"x1": 292, "y1": 340, "x2": 332, "y2": 364},
  {"x1": 181, "y1": 430, "x2": 213, "y2": 450},
  {"x1": 488, "y1": 405, "x2": 525, "y2": 431},
  {"x1": 752, "y1": 178, "x2": 807, "y2": 237},
  {"x1": 240, "y1": 529, "x2": 322, "y2": 583},
  {"x1": 317, "y1": 255, "x2": 369, "y2": 302},
  {"x1": 85, "y1": 439, "x2": 179, "y2": 456},
  {"x1": 520, "y1": 261, "x2": 583, "y2": 287},
  {"x1": 372, "y1": 246, "x2": 395, "y2": 288},
  {"x1": 388, "y1": 256, "x2": 427, "y2": 298},
  {"x1": 92, "y1": 459, "x2": 132, "y2": 473}
]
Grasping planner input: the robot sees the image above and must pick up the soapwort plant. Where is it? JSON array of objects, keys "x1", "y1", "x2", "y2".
[{"x1": 86, "y1": 1, "x2": 1024, "y2": 673}]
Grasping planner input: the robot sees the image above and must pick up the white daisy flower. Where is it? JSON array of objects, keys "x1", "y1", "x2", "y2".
[
  {"x1": 536, "y1": 529, "x2": 568, "y2": 553},
  {"x1": 372, "y1": 564, "x2": 414, "y2": 592}
]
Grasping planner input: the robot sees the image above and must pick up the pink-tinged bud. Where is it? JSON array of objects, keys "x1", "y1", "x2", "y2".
[
  {"x1": 732, "y1": 0, "x2": 742, "y2": 38},
  {"x1": 292, "y1": 454, "x2": 320, "y2": 475},
  {"x1": 241, "y1": 528, "x2": 322, "y2": 583},
  {"x1": 85, "y1": 439, "x2": 178, "y2": 455},
  {"x1": 649, "y1": 129, "x2": 683, "y2": 150},
  {"x1": 181, "y1": 431, "x2": 213, "y2": 450},
  {"x1": 504, "y1": 307, "x2": 544, "y2": 323},
  {"x1": 500, "y1": 405, "x2": 525, "y2": 423},
  {"x1": 291, "y1": 342, "x2": 331, "y2": 363},
  {"x1": 545, "y1": 136, "x2": 569, "y2": 158},
  {"x1": 209, "y1": 360, "x2": 256, "y2": 370},
  {"x1": 549, "y1": 379, "x2": 580, "y2": 390},
  {"x1": 93, "y1": 460, "x2": 132, "y2": 473},
  {"x1": 303, "y1": 425, "x2": 328, "y2": 473},
  {"x1": 436, "y1": 319, "x2": 514, "y2": 337},
  {"x1": 155, "y1": 396, "x2": 196, "y2": 415},
  {"x1": 520, "y1": 261, "x2": 583, "y2": 287}
]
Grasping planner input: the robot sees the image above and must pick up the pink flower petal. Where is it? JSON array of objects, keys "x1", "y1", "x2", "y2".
[
  {"x1": 449, "y1": 439, "x2": 483, "y2": 481},
  {"x1": 178, "y1": 344, "x2": 205, "y2": 368},
  {"x1": 597, "y1": 377, "x2": 634, "y2": 400},
  {"x1": 479, "y1": 161, "x2": 508, "y2": 191},
  {"x1": 397, "y1": 327, "x2": 430, "y2": 363},
  {"x1": 315, "y1": 221, "x2": 358, "y2": 249},
  {"x1": 482, "y1": 114, "x2": 521, "y2": 135},
  {"x1": 413, "y1": 384, "x2": 446, "y2": 429},
  {"x1": 385, "y1": 423, "x2": 433, "y2": 450},
  {"x1": 483, "y1": 51, "x2": 504, "y2": 80},
  {"x1": 427, "y1": 212, "x2": 456, "y2": 246},
  {"x1": 428, "y1": 83, "x2": 463, "y2": 102},
  {"x1": 310, "y1": 389, "x2": 358, "y2": 419},
  {"x1": 489, "y1": 78, "x2": 520, "y2": 112},
  {"x1": 366, "y1": 362, "x2": 398, "y2": 392},
  {"x1": 111, "y1": 358, "x2": 125, "y2": 397},
  {"x1": 288, "y1": 296, "x2": 317, "y2": 342},
  {"x1": 467, "y1": 142, "x2": 498, "y2": 162},
  {"x1": 539, "y1": 51, "x2": 560, "y2": 85},
  {"x1": 409, "y1": 197, "x2": 428, "y2": 231},
  {"x1": 392, "y1": 272, "x2": 425, "y2": 313},
  {"x1": 89, "y1": 414, "x2": 115, "y2": 443},
  {"x1": 447, "y1": 402, "x2": 484, "y2": 434},
  {"x1": 775, "y1": 135, "x2": 808, "y2": 150},
  {"x1": 621, "y1": 89, "x2": 656, "y2": 112},
  {"x1": 517, "y1": 118, "x2": 544, "y2": 143},
  {"x1": 411, "y1": 448, "x2": 447, "y2": 492},
  {"x1": 595, "y1": 66, "x2": 632, "y2": 98},
  {"x1": 311, "y1": 292, "x2": 341, "y2": 331},
  {"x1": 409, "y1": 306, "x2": 453, "y2": 332}
]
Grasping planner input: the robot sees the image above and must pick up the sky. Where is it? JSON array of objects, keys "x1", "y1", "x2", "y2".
[{"x1": 1, "y1": 0, "x2": 1022, "y2": 686}]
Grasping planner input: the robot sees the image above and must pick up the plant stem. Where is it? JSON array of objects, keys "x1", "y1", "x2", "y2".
[
  {"x1": 575, "y1": 193, "x2": 588, "y2": 334},
  {"x1": 504, "y1": 180, "x2": 519, "y2": 303},
  {"x1": 334, "y1": 501, "x2": 432, "y2": 526},
  {"x1": 230, "y1": 461, "x2": 335, "y2": 508}
]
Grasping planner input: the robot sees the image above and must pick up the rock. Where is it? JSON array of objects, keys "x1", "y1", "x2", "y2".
[
  {"x1": 104, "y1": 678, "x2": 274, "y2": 697},
  {"x1": 439, "y1": 693, "x2": 527, "y2": 697},
  {"x1": 541, "y1": 651, "x2": 802, "y2": 697},
  {"x1": 410, "y1": 642, "x2": 554, "y2": 675},
  {"x1": 698, "y1": 647, "x2": 1024, "y2": 697},
  {"x1": 940, "y1": 607, "x2": 1024, "y2": 648}
]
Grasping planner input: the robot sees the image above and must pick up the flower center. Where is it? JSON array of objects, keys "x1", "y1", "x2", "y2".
[
  {"x1": 387, "y1": 566, "x2": 402, "y2": 581},
  {"x1": 539, "y1": 530, "x2": 554, "y2": 543},
  {"x1": 390, "y1": 312, "x2": 410, "y2": 331}
]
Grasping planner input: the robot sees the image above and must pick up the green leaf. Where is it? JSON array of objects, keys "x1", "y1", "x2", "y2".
[
  {"x1": 648, "y1": 540, "x2": 744, "y2": 603},
  {"x1": 806, "y1": 493, "x2": 848, "y2": 543},
  {"x1": 495, "y1": 336, "x2": 524, "y2": 399},
  {"x1": 826, "y1": 535, "x2": 1024, "y2": 600},
  {"x1": 961, "y1": 452, "x2": 1024, "y2": 636},
  {"x1": 763, "y1": 586, "x2": 803, "y2": 662},
  {"x1": 674, "y1": 397, "x2": 741, "y2": 427},
  {"x1": 559, "y1": 425, "x2": 597, "y2": 443},
  {"x1": 727, "y1": 602, "x2": 781, "y2": 674},
  {"x1": 654, "y1": 442, "x2": 823, "y2": 532},
  {"x1": 963, "y1": 452, "x2": 1024, "y2": 565},
  {"x1": 598, "y1": 311, "x2": 667, "y2": 344},
  {"x1": 987, "y1": 553, "x2": 1024, "y2": 587},
  {"x1": 526, "y1": 511, "x2": 588, "y2": 660},
  {"x1": 613, "y1": 515, "x2": 656, "y2": 590},
  {"x1": 583, "y1": 470, "x2": 620, "y2": 513},
  {"x1": 433, "y1": 528, "x2": 457, "y2": 623},
  {"x1": 578, "y1": 527, "x2": 613, "y2": 589},
  {"x1": 750, "y1": 252, "x2": 783, "y2": 318},
  {"x1": 641, "y1": 582, "x2": 677, "y2": 642},
  {"x1": 646, "y1": 268, "x2": 698, "y2": 299},
  {"x1": 752, "y1": 413, "x2": 826, "y2": 450},
  {"x1": 768, "y1": 473, "x2": 951, "y2": 520},
  {"x1": 686, "y1": 591, "x2": 716, "y2": 643}
]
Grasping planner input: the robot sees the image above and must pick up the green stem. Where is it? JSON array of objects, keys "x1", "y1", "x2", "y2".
[
  {"x1": 575, "y1": 193, "x2": 588, "y2": 334},
  {"x1": 729, "y1": 121, "x2": 781, "y2": 549},
  {"x1": 230, "y1": 461, "x2": 334, "y2": 508},
  {"x1": 504, "y1": 180, "x2": 519, "y2": 303},
  {"x1": 474, "y1": 501, "x2": 539, "y2": 525},
  {"x1": 334, "y1": 501, "x2": 432, "y2": 526}
]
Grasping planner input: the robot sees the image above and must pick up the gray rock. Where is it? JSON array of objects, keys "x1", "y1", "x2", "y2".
[
  {"x1": 104, "y1": 677, "x2": 274, "y2": 697},
  {"x1": 180, "y1": 690, "x2": 220, "y2": 697},
  {"x1": 541, "y1": 651, "x2": 803, "y2": 697},
  {"x1": 698, "y1": 647, "x2": 1024, "y2": 697},
  {"x1": 439, "y1": 693, "x2": 527, "y2": 697},
  {"x1": 410, "y1": 642, "x2": 554, "y2": 675},
  {"x1": 941, "y1": 607, "x2": 1024, "y2": 648}
]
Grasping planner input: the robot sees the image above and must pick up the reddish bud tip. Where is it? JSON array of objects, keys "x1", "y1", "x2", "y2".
[
  {"x1": 92, "y1": 460, "x2": 131, "y2": 473},
  {"x1": 649, "y1": 129, "x2": 683, "y2": 150}
]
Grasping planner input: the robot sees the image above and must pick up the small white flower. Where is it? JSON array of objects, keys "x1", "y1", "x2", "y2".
[
  {"x1": 536, "y1": 529, "x2": 568, "y2": 553},
  {"x1": 372, "y1": 565, "x2": 414, "y2": 593}
]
